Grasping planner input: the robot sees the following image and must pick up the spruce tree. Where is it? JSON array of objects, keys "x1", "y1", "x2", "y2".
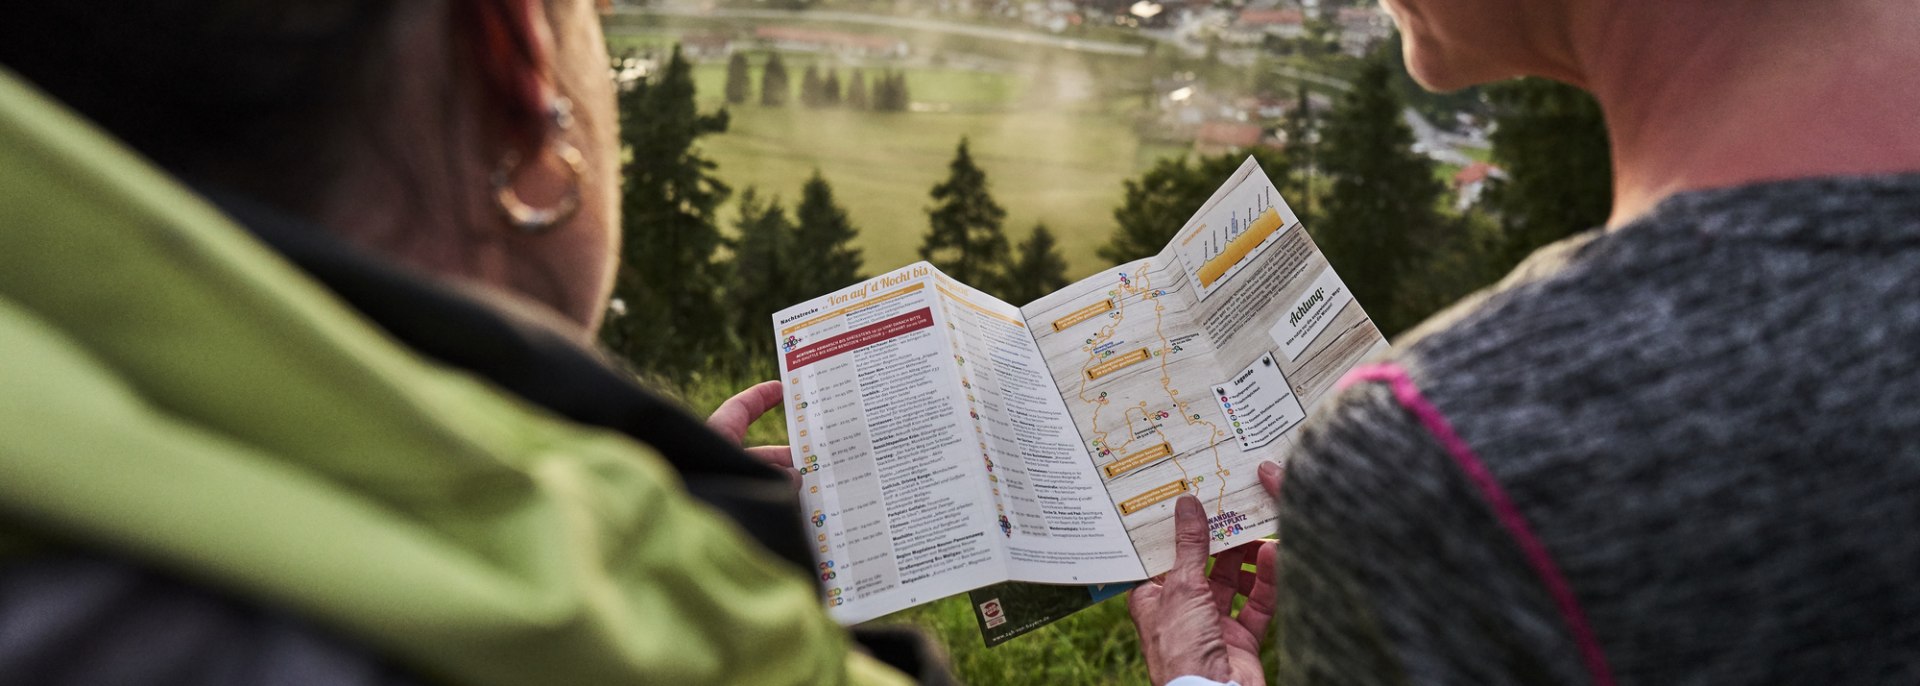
[
  {"x1": 1280, "y1": 83, "x2": 1318, "y2": 225},
  {"x1": 792, "y1": 169, "x2": 865, "y2": 297},
  {"x1": 846, "y1": 68, "x2": 869, "y2": 110},
  {"x1": 1314, "y1": 51, "x2": 1445, "y2": 336},
  {"x1": 871, "y1": 72, "x2": 893, "y2": 111},
  {"x1": 822, "y1": 69, "x2": 842, "y2": 107},
  {"x1": 1100, "y1": 149, "x2": 1289, "y2": 264},
  {"x1": 601, "y1": 45, "x2": 733, "y2": 383},
  {"x1": 1483, "y1": 78, "x2": 1613, "y2": 264},
  {"x1": 760, "y1": 53, "x2": 789, "y2": 107},
  {"x1": 892, "y1": 71, "x2": 912, "y2": 110},
  {"x1": 1005, "y1": 223, "x2": 1071, "y2": 304},
  {"x1": 724, "y1": 52, "x2": 751, "y2": 105},
  {"x1": 727, "y1": 187, "x2": 803, "y2": 365},
  {"x1": 800, "y1": 64, "x2": 823, "y2": 108},
  {"x1": 872, "y1": 71, "x2": 910, "y2": 112},
  {"x1": 920, "y1": 138, "x2": 1011, "y2": 295}
]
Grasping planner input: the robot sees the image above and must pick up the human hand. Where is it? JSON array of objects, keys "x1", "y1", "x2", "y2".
[
  {"x1": 1259, "y1": 460, "x2": 1283, "y2": 500},
  {"x1": 1127, "y1": 495, "x2": 1279, "y2": 686},
  {"x1": 707, "y1": 380, "x2": 798, "y2": 486}
]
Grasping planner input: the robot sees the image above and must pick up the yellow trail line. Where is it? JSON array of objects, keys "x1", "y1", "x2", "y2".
[{"x1": 1074, "y1": 264, "x2": 1232, "y2": 512}]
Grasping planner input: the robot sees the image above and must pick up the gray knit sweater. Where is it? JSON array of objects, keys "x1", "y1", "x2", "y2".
[{"x1": 1277, "y1": 174, "x2": 1920, "y2": 685}]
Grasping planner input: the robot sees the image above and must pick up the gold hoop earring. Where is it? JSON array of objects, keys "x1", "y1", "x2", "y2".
[{"x1": 491, "y1": 97, "x2": 584, "y2": 234}]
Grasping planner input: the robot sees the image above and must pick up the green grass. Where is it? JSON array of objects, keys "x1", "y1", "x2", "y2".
[
  {"x1": 605, "y1": 34, "x2": 1181, "y2": 281},
  {"x1": 699, "y1": 104, "x2": 1150, "y2": 280},
  {"x1": 677, "y1": 54, "x2": 1172, "y2": 280}
]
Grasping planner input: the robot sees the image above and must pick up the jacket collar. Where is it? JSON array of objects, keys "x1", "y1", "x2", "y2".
[{"x1": 197, "y1": 186, "x2": 814, "y2": 573}]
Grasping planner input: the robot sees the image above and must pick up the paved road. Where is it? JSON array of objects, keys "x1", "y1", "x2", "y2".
[{"x1": 613, "y1": 5, "x2": 1151, "y2": 57}]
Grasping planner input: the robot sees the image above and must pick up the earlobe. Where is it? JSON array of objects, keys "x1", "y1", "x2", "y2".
[{"x1": 491, "y1": 96, "x2": 585, "y2": 234}]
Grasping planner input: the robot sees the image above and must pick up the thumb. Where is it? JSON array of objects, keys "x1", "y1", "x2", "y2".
[{"x1": 1169, "y1": 495, "x2": 1211, "y2": 584}]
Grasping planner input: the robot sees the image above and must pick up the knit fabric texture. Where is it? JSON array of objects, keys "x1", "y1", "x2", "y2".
[{"x1": 1276, "y1": 174, "x2": 1920, "y2": 685}]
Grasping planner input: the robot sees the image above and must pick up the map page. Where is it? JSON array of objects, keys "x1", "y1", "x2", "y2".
[
  {"x1": 1020, "y1": 156, "x2": 1389, "y2": 576},
  {"x1": 775, "y1": 157, "x2": 1387, "y2": 627},
  {"x1": 775, "y1": 265, "x2": 1144, "y2": 625}
]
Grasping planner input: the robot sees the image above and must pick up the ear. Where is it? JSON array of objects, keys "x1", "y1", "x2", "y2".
[{"x1": 454, "y1": 0, "x2": 555, "y2": 155}]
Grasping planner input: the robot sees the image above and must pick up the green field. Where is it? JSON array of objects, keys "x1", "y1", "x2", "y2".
[
  {"x1": 609, "y1": 33, "x2": 1179, "y2": 281},
  {"x1": 700, "y1": 103, "x2": 1153, "y2": 280},
  {"x1": 691, "y1": 61, "x2": 1164, "y2": 280}
]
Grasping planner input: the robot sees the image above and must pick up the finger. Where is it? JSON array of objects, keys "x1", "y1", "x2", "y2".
[
  {"x1": 1208, "y1": 544, "x2": 1246, "y2": 613},
  {"x1": 745, "y1": 445, "x2": 795, "y2": 468},
  {"x1": 1258, "y1": 461, "x2": 1283, "y2": 500},
  {"x1": 707, "y1": 380, "x2": 785, "y2": 442},
  {"x1": 1169, "y1": 495, "x2": 1211, "y2": 586},
  {"x1": 1235, "y1": 537, "x2": 1281, "y2": 635}
]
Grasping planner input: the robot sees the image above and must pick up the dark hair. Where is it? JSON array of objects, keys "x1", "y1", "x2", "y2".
[{"x1": 0, "y1": 2, "x2": 400, "y2": 209}]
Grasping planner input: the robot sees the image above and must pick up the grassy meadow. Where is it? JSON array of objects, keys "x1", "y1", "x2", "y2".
[{"x1": 610, "y1": 32, "x2": 1181, "y2": 281}]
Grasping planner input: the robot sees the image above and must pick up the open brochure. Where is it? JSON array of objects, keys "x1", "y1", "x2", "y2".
[{"x1": 772, "y1": 157, "x2": 1390, "y2": 626}]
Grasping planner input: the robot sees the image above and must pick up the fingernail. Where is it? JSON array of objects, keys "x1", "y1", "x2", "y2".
[{"x1": 1259, "y1": 461, "x2": 1281, "y2": 480}]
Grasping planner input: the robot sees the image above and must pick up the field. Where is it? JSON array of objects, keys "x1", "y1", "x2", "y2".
[{"x1": 611, "y1": 32, "x2": 1181, "y2": 280}]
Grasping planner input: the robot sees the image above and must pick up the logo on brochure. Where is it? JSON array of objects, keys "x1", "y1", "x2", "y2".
[
  {"x1": 1208, "y1": 510, "x2": 1250, "y2": 542},
  {"x1": 812, "y1": 510, "x2": 827, "y2": 528},
  {"x1": 999, "y1": 514, "x2": 1012, "y2": 537},
  {"x1": 781, "y1": 334, "x2": 804, "y2": 352},
  {"x1": 979, "y1": 598, "x2": 1007, "y2": 629}
]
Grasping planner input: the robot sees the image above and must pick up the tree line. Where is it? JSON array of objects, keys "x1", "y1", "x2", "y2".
[
  {"x1": 728, "y1": 52, "x2": 911, "y2": 112},
  {"x1": 604, "y1": 44, "x2": 1611, "y2": 385}
]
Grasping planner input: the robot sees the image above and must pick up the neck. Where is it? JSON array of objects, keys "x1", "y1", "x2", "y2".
[{"x1": 1572, "y1": 2, "x2": 1920, "y2": 226}]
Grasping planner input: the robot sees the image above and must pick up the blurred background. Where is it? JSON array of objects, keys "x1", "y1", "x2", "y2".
[{"x1": 597, "y1": 1, "x2": 1611, "y2": 682}]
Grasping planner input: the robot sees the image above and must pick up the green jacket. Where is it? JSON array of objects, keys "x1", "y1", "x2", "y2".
[{"x1": 0, "y1": 67, "x2": 909, "y2": 686}]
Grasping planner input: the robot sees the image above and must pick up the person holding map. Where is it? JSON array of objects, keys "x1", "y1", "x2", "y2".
[
  {"x1": 0, "y1": 1, "x2": 942, "y2": 684},
  {"x1": 1130, "y1": 0, "x2": 1920, "y2": 685}
]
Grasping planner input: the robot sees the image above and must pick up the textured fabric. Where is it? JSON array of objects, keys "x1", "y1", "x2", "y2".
[
  {"x1": 0, "y1": 558, "x2": 422, "y2": 686},
  {"x1": 0, "y1": 66, "x2": 911, "y2": 686},
  {"x1": 1277, "y1": 174, "x2": 1920, "y2": 685}
]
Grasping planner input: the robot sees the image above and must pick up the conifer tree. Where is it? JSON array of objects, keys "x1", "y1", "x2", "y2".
[
  {"x1": 872, "y1": 71, "x2": 911, "y2": 112},
  {"x1": 791, "y1": 169, "x2": 864, "y2": 297},
  {"x1": 1280, "y1": 83, "x2": 1318, "y2": 225},
  {"x1": 601, "y1": 45, "x2": 733, "y2": 382},
  {"x1": 800, "y1": 64, "x2": 823, "y2": 107},
  {"x1": 872, "y1": 72, "x2": 895, "y2": 111},
  {"x1": 724, "y1": 52, "x2": 751, "y2": 105},
  {"x1": 1314, "y1": 51, "x2": 1445, "y2": 335},
  {"x1": 892, "y1": 71, "x2": 912, "y2": 110},
  {"x1": 1483, "y1": 78, "x2": 1613, "y2": 264},
  {"x1": 727, "y1": 188, "x2": 803, "y2": 364},
  {"x1": 846, "y1": 68, "x2": 869, "y2": 110},
  {"x1": 1005, "y1": 223, "x2": 1071, "y2": 304},
  {"x1": 1100, "y1": 149, "x2": 1289, "y2": 264},
  {"x1": 760, "y1": 53, "x2": 790, "y2": 107},
  {"x1": 822, "y1": 69, "x2": 842, "y2": 107},
  {"x1": 920, "y1": 138, "x2": 1011, "y2": 295}
]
